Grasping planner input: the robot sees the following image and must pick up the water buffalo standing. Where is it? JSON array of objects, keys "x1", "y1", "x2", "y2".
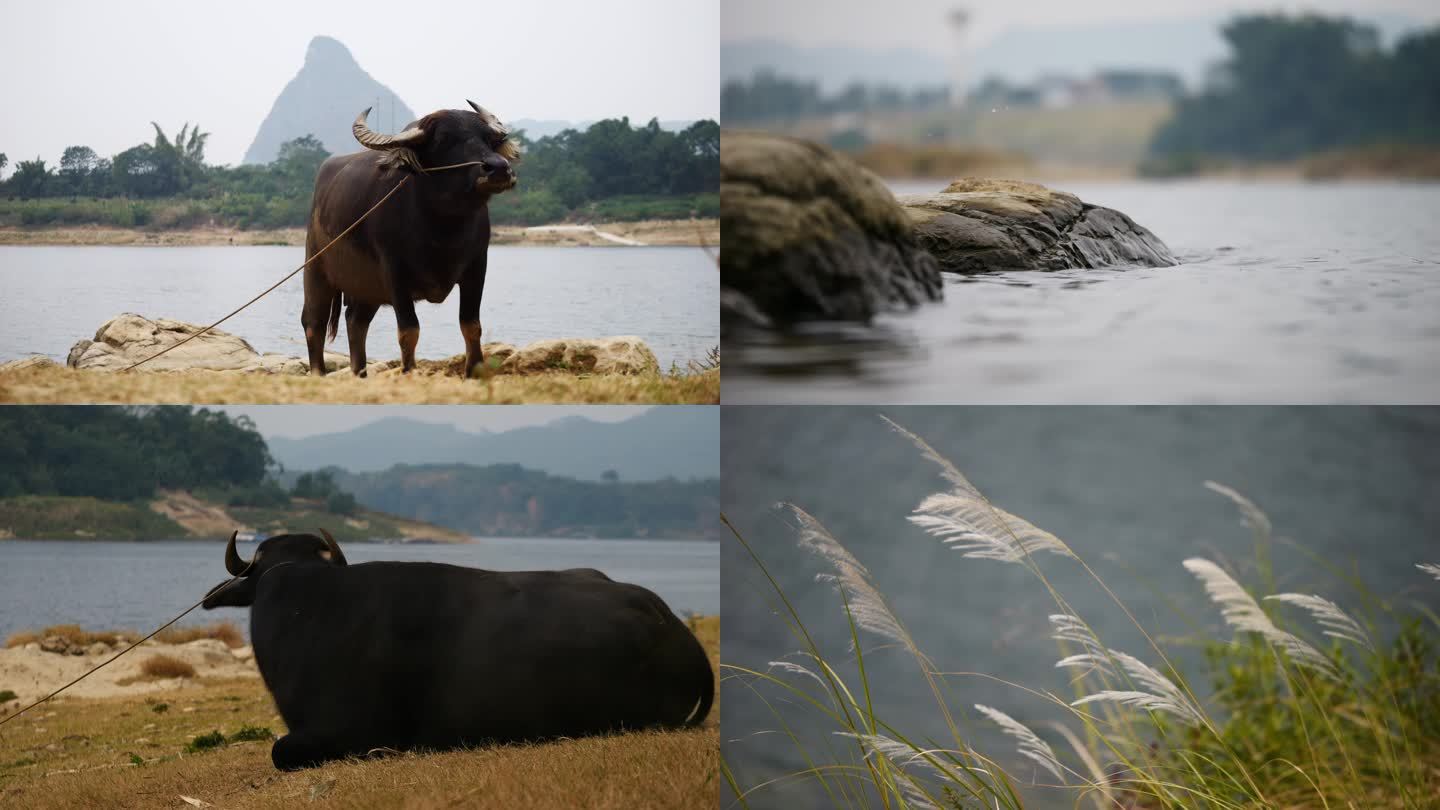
[
  {"x1": 202, "y1": 530, "x2": 714, "y2": 770},
  {"x1": 303, "y1": 102, "x2": 519, "y2": 377}
]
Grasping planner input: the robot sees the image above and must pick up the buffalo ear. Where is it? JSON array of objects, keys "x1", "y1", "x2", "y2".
[{"x1": 201, "y1": 577, "x2": 257, "y2": 609}]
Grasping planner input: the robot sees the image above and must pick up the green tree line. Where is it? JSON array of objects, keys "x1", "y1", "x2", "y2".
[
  {"x1": 0, "y1": 117, "x2": 719, "y2": 229},
  {"x1": 1151, "y1": 14, "x2": 1440, "y2": 163},
  {"x1": 0, "y1": 407, "x2": 272, "y2": 501}
]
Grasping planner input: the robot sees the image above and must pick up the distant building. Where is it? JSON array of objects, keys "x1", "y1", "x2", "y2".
[{"x1": 968, "y1": 69, "x2": 1184, "y2": 110}]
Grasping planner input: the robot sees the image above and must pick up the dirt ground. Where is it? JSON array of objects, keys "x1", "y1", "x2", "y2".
[
  {"x1": 0, "y1": 617, "x2": 719, "y2": 809},
  {"x1": 0, "y1": 219, "x2": 718, "y2": 248},
  {"x1": 0, "y1": 365, "x2": 720, "y2": 404}
]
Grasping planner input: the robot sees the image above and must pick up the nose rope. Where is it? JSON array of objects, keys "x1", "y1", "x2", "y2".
[
  {"x1": 117, "y1": 160, "x2": 493, "y2": 373},
  {"x1": 0, "y1": 577, "x2": 239, "y2": 730}
]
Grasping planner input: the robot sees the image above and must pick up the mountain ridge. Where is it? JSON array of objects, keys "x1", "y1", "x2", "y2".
[
  {"x1": 243, "y1": 35, "x2": 416, "y2": 164},
  {"x1": 265, "y1": 407, "x2": 718, "y2": 480}
]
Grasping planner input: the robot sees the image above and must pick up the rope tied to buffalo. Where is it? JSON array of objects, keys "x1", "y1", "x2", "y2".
[
  {"x1": 0, "y1": 578, "x2": 237, "y2": 730},
  {"x1": 117, "y1": 160, "x2": 491, "y2": 373}
]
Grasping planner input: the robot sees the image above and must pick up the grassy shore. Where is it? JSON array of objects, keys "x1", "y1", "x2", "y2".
[
  {"x1": 0, "y1": 218, "x2": 718, "y2": 248},
  {"x1": 0, "y1": 617, "x2": 718, "y2": 809},
  {"x1": 0, "y1": 365, "x2": 720, "y2": 405}
]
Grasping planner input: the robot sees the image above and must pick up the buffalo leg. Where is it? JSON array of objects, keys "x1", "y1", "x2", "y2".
[
  {"x1": 393, "y1": 302, "x2": 420, "y2": 373},
  {"x1": 344, "y1": 301, "x2": 380, "y2": 377},
  {"x1": 301, "y1": 274, "x2": 336, "y2": 376},
  {"x1": 458, "y1": 259, "x2": 488, "y2": 378}
]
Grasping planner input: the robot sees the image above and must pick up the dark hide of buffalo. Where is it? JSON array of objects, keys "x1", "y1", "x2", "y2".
[
  {"x1": 302, "y1": 102, "x2": 519, "y2": 378},
  {"x1": 202, "y1": 532, "x2": 714, "y2": 770}
]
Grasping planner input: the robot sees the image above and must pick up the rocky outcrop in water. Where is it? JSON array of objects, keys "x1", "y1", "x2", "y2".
[
  {"x1": 720, "y1": 135, "x2": 1178, "y2": 326},
  {"x1": 899, "y1": 178, "x2": 1177, "y2": 273},
  {"x1": 721, "y1": 132, "x2": 943, "y2": 327},
  {"x1": 58, "y1": 314, "x2": 660, "y2": 376}
]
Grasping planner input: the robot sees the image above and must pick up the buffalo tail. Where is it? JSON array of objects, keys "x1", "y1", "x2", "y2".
[{"x1": 325, "y1": 292, "x2": 343, "y2": 343}]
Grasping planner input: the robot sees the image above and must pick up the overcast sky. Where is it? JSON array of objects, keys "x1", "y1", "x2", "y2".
[
  {"x1": 723, "y1": 0, "x2": 1439, "y2": 50},
  {"x1": 213, "y1": 405, "x2": 649, "y2": 440},
  {"x1": 1, "y1": 0, "x2": 718, "y2": 168}
]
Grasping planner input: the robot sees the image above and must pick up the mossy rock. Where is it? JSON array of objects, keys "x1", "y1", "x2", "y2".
[
  {"x1": 721, "y1": 132, "x2": 942, "y2": 326},
  {"x1": 899, "y1": 177, "x2": 1178, "y2": 273}
]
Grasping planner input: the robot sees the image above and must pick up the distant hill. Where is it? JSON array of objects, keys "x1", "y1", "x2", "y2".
[
  {"x1": 266, "y1": 407, "x2": 719, "y2": 481},
  {"x1": 323, "y1": 464, "x2": 719, "y2": 540},
  {"x1": 243, "y1": 36, "x2": 416, "y2": 165}
]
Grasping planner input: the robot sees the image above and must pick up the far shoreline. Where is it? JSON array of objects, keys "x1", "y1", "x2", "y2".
[{"x1": 0, "y1": 217, "x2": 719, "y2": 248}]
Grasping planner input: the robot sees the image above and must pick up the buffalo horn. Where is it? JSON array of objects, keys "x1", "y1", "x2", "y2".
[
  {"x1": 317, "y1": 528, "x2": 348, "y2": 566},
  {"x1": 466, "y1": 100, "x2": 509, "y2": 137},
  {"x1": 353, "y1": 108, "x2": 426, "y2": 150},
  {"x1": 224, "y1": 531, "x2": 253, "y2": 576}
]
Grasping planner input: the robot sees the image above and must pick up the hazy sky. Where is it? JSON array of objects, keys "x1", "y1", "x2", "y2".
[
  {"x1": 723, "y1": 0, "x2": 1439, "y2": 50},
  {"x1": 1, "y1": 0, "x2": 718, "y2": 168},
  {"x1": 213, "y1": 405, "x2": 649, "y2": 440}
]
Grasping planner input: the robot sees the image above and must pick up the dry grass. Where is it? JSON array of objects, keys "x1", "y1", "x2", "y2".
[
  {"x1": 0, "y1": 365, "x2": 720, "y2": 405},
  {"x1": 0, "y1": 616, "x2": 719, "y2": 809},
  {"x1": 5, "y1": 625, "x2": 130, "y2": 649},
  {"x1": 137, "y1": 655, "x2": 196, "y2": 680},
  {"x1": 847, "y1": 142, "x2": 1030, "y2": 179},
  {"x1": 153, "y1": 622, "x2": 244, "y2": 650}
]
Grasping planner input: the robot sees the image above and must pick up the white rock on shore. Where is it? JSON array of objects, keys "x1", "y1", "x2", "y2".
[{"x1": 52, "y1": 314, "x2": 660, "y2": 376}]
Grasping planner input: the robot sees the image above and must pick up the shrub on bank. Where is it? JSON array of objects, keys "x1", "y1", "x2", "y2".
[{"x1": 139, "y1": 655, "x2": 196, "y2": 679}]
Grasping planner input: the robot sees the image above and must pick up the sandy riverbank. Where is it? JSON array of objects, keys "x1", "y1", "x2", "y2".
[
  {"x1": 0, "y1": 639, "x2": 259, "y2": 705},
  {"x1": 0, "y1": 218, "x2": 718, "y2": 248}
]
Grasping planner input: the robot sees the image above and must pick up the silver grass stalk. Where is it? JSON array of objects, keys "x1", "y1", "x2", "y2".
[
  {"x1": 1050, "y1": 613, "x2": 1115, "y2": 678},
  {"x1": 766, "y1": 657, "x2": 829, "y2": 692},
  {"x1": 883, "y1": 417, "x2": 1076, "y2": 564},
  {"x1": 880, "y1": 415, "x2": 977, "y2": 494},
  {"x1": 1203, "y1": 481, "x2": 1273, "y2": 541},
  {"x1": 1070, "y1": 649, "x2": 1205, "y2": 727},
  {"x1": 779, "y1": 502, "x2": 918, "y2": 655},
  {"x1": 1265, "y1": 593, "x2": 1373, "y2": 651},
  {"x1": 973, "y1": 704, "x2": 1065, "y2": 782},
  {"x1": 1183, "y1": 558, "x2": 1339, "y2": 679},
  {"x1": 1419, "y1": 563, "x2": 1440, "y2": 582},
  {"x1": 834, "y1": 732, "x2": 941, "y2": 809},
  {"x1": 835, "y1": 731, "x2": 990, "y2": 809}
]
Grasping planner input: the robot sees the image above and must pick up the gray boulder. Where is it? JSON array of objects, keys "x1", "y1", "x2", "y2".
[
  {"x1": 68, "y1": 314, "x2": 259, "y2": 372},
  {"x1": 721, "y1": 132, "x2": 942, "y2": 326},
  {"x1": 899, "y1": 178, "x2": 1176, "y2": 273}
]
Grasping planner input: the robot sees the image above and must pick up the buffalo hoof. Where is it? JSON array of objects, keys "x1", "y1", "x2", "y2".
[{"x1": 271, "y1": 733, "x2": 335, "y2": 771}]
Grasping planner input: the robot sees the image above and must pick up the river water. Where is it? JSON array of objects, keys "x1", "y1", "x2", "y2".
[
  {"x1": 720, "y1": 406, "x2": 1440, "y2": 808},
  {"x1": 0, "y1": 245, "x2": 718, "y2": 370},
  {"x1": 724, "y1": 181, "x2": 1440, "y2": 403},
  {"x1": 0, "y1": 537, "x2": 718, "y2": 643}
]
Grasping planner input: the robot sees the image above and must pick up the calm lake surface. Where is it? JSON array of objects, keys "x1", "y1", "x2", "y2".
[
  {"x1": 0, "y1": 245, "x2": 718, "y2": 370},
  {"x1": 725, "y1": 181, "x2": 1440, "y2": 403},
  {"x1": 721, "y1": 407, "x2": 1440, "y2": 808},
  {"x1": 0, "y1": 537, "x2": 718, "y2": 642}
]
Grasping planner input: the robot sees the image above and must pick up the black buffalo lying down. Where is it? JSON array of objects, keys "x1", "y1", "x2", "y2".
[{"x1": 202, "y1": 530, "x2": 714, "y2": 770}]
